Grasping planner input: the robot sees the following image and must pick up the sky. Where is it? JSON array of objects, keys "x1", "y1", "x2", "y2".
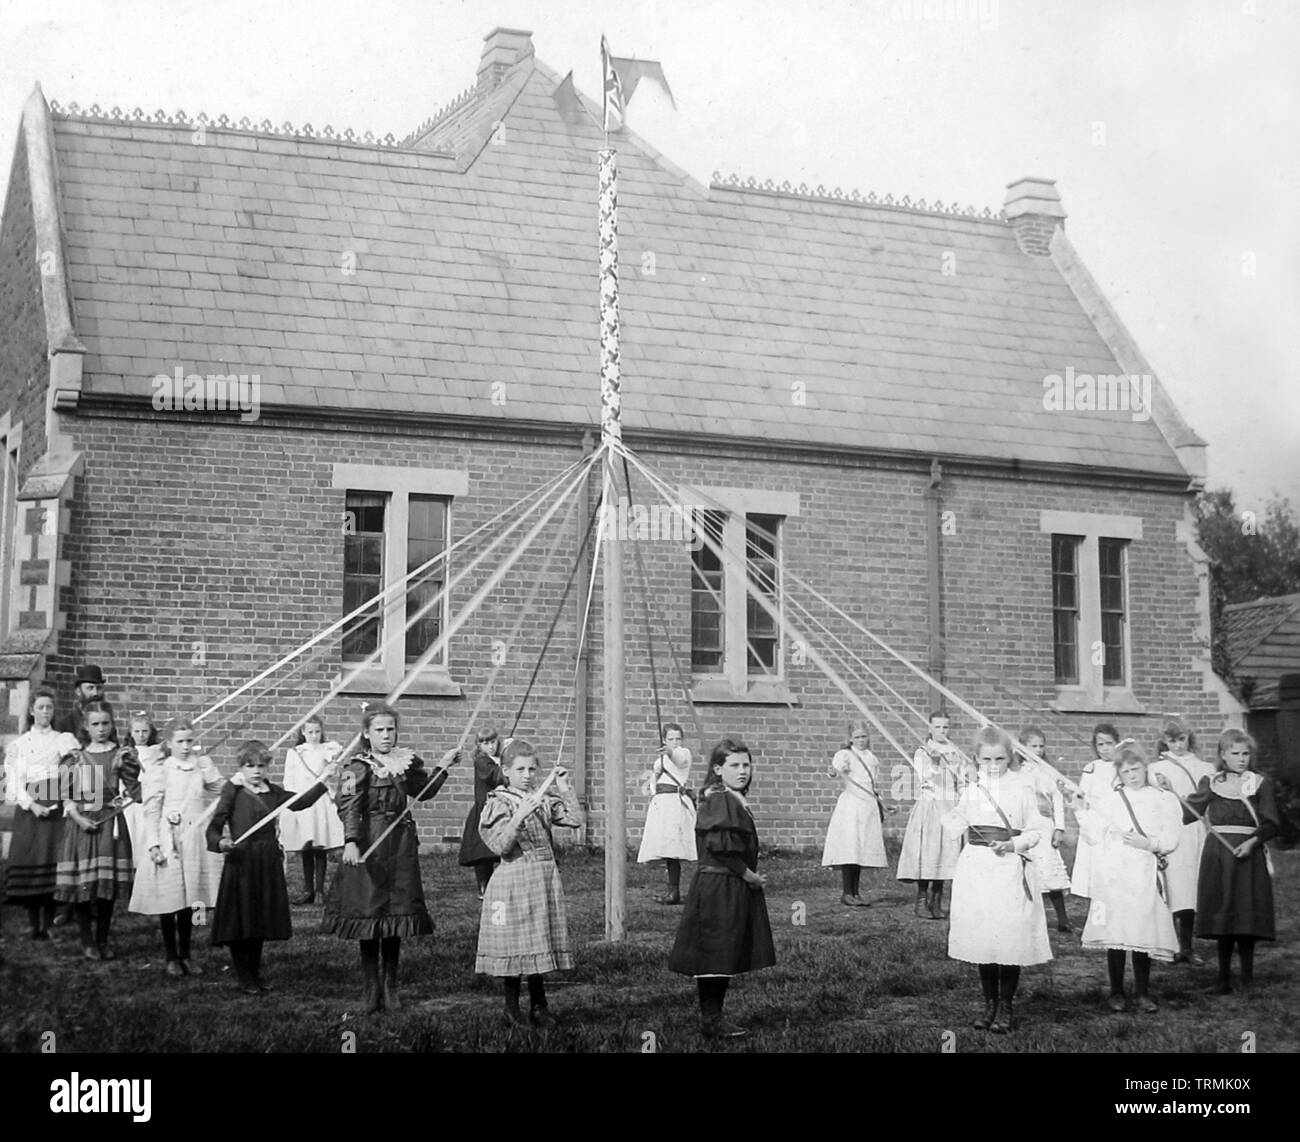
[{"x1": 0, "y1": 0, "x2": 1296, "y2": 510}]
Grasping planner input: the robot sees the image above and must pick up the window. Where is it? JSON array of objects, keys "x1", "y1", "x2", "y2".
[
  {"x1": 333, "y1": 465, "x2": 468, "y2": 695},
  {"x1": 1098, "y1": 537, "x2": 1128, "y2": 686},
  {"x1": 342, "y1": 493, "x2": 385, "y2": 660},
  {"x1": 1051, "y1": 535, "x2": 1081, "y2": 685},
  {"x1": 1040, "y1": 511, "x2": 1142, "y2": 713},
  {"x1": 685, "y1": 486, "x2": 799, "y2": 703},
  {"x1": 690, "y1": 510, "x2": 725, "y2": 673},
  {"x1": 746, "y1": 513, "x2": 780, "y2": 673},
  {"x1": 405, "y1": 495, "x2": 448, "y2": 665}
]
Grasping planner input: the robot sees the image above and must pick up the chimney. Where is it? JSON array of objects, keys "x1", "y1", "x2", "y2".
[
  {"x1": 477, "y1": 27, "x2": 534, "y2": 90},
  {"x1": 1004, "y1": 176, "x2": 1066, "y2": 256}
]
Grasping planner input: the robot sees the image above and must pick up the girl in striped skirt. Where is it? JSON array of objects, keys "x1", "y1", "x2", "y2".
[
  {"x1": 54, "y1": 701, "x2": 138, "y2": 960},
  {"x1": 4, "y1": 689, "x2": 83, "y2": 940},
  {"x1": 475, "y1": 739, "x2": 583, "y2": 1028}
]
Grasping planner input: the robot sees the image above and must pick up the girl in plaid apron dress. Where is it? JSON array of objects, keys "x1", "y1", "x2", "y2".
[
  {"x1": 475, "y1": 739, "x2": 583, "y2": 1028},
  {"x1": 128, "y1": 718, "x2": 226, "y2": 976}
]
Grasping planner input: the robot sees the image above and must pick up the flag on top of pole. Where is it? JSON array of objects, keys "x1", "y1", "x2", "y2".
[{"x1": 601, "y1": 35, "x2": 624, "y2": 133}]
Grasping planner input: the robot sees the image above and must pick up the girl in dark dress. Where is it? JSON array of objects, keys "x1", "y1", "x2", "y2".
[
  {"x1": 668, "y1": 738, "x2": 776, "y2": 1040},
  {"x1": 207, "y1": 740, "x2": 337, "y2": 994},
  {"x1": 1168, "y1": 728, "x2": 1278, "y2": 995},
  {"x1": 320, "y1": 702, "x2": 459, "y2": 1013},
  {"x1": 457, "y1": 725, "x2": 504, "y2": 898}
]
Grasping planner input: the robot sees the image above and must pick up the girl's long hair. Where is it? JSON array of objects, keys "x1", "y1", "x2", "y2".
[
  {"x1": 1215, "y1": 728, "x2": 1257, "y2": 772},
  {"x1": 293, "y1": 713, "x2": 325, "y2": 747},
  {"x1": 80, "y1": 699, "x2": 120, "y2": 745},
  {"x1": 701, "y1": 738, "x2": 753, "y2": 796}
]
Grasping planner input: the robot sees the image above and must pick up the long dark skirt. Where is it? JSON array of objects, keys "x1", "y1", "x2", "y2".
[
  {"x1": 1195, "y1": 842, "x2": 1274, "y2": 940},
  {"x1": 5, "y1": 808, "x2": 64, "y2": 901},
  {"x1": 211, "y1": 840, "x2": 293, "y2": 945},
  {"x1": 458, "y1": 800, "x2": 495, "y2": 866},
  {"x1": 668, "y1": 869, "x2": 776, "y2": 976},
  {"x1": 321, "y1": 820, "x2": 433, "y2": 940}
]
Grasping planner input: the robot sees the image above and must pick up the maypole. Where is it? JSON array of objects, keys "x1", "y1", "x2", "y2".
[{"x1": 598, "y1": 134, "x2": 626, "y2": 942}]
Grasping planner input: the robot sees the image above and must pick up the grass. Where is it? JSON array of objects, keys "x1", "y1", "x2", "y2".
[{"x1": 2, "y1": 843, "x2": 1296, "y2": 1053}]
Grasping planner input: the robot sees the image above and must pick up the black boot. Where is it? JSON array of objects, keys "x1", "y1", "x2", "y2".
[
  {"x1": 380, "y1": 937, "x2": 401, "y2": 1011},
  {"x1": 1049, "y1": 890, "x2": 1072, "y2": 932},
  {"x1": 360, "y1": 939, "x2": 382, "y2": 1013},
  {"x1": 991, "y1": 966, "x2": 1019, "y2": 1033},
  {"x1": 294, "y1": 850, "x2": 316, "y2": 905},
  {"x1": 231, "y1": 942, "x2": 259, "y2": 994},
  {"x1": 973, "y1": 964, "x2": 998, "y2": 1029},
  {"x1": 95, "y1": 900, "x2": 116, "y2": 959},
  {"x1": 528, "y1": 974, "x2": 556, "y2": 1028},
  {"x1": 927, "y1": 883, "x2": 945, "y2": 920},
  {"x1": 504, "y1": 976, "x2": 527, "y2": 1026}
]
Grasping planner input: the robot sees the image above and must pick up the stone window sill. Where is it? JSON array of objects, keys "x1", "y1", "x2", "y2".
[
  {"x1": 690, "y1": 678, "x2": 799, "y2": 706},
  {"x1": 336, "y1": 665, "x2": 464, "y2": 698},
  {"x1": 1049, "y1": 686, "x2": 1146, "y2": 715}
]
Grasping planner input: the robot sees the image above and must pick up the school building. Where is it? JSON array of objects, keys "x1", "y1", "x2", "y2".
[{"x1": 0, "y1": 27, "x2": 1244, "y2": 849}]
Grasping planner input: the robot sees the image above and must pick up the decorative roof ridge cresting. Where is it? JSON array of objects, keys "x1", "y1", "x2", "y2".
[
  {"x1": 710, "y1": 171, "x2": 1007, "y2": 221},
  {"x1": 46, "y1": 99, "x2": 444, "y2": 151},
  {"x1": 400, "y1": 83, "x2": 479, "y2": 146}
]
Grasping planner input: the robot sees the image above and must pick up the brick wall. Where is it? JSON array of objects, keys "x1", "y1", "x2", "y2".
[{"x1": 47, "y1": 412, "x2": 1227, "y2": 853}]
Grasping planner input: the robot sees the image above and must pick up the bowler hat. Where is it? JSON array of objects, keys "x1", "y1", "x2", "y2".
[{"x1": 74, "y1": 664, "x2": 105, "y2": 685}]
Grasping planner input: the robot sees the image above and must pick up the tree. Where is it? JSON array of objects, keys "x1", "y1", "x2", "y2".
[{"x1": 1195, "y1": 490, "x2": 1300, "y2": 604}]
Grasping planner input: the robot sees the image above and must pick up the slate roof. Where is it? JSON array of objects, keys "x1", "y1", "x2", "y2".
[
  {"x1": 43, "y1": 44, "x2": 1189, "y2": 476},
  {"x1": 1223, "y1": 593, "x2": 1300, "y2": 709}
]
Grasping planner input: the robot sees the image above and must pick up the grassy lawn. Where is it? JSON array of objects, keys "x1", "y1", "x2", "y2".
[{"x1": 2, "y1": 843, "x2": 1296, "y2": 1053}]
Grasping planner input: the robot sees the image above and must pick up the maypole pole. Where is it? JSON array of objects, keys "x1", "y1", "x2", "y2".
[{"x1": 598, "y1": 138, "x2": 626, "y2": 942}]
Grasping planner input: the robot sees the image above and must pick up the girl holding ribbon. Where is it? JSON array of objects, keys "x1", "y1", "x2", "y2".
[{"x1": 1076, "y1": 740, "x2": 1181, "y2": 1013}]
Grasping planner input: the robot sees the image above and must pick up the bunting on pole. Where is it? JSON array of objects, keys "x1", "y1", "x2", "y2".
[{"x1": 598, "y1": 146, "x2": 622, "y2": 445}]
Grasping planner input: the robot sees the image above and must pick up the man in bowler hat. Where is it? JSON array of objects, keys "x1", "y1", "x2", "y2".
[{"x1": 57, "y1": 663, "x2": 107, "y2": 741}]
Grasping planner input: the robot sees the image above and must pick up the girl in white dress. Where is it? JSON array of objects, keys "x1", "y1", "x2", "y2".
[
  {"x1": 1013, "y1": 727, "x2": 1074, "y2": 932},
  {"x1": 897, "y1": 711, "x2": 968, "y2": 919},
  {"x1": 122, "y1": 711, "x2": 166, "y2": 859},
  {"x1": 1147, "y1": 716, "x2": 1215, "y2": 965},
  {"x1": 942, "y1": 725, "x2": 1052, "y2": 1034},
  {"x1": 1069, "y1": 722, "x2": 1119, "y2": 901},
  {"x1": 1077, "y1": 741, "x2": 1181, "y2": 1013},
  {"x1": 129, "y1": 718, "x2": 225, "y2": 976},
  {"x1": 822, "y1": 721, "x2": 893, "y2": 906},
  {"x1": 278, "y1": 714, "x2": 344, "y2": 905},
  {"x1": 637, "y1": 723, "x2": 696, "y2": 905}
]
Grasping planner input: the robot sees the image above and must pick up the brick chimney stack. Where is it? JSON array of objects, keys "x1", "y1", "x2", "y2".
[
  {"x1": 1004, "y1": 177, "x2": 1066, "y2": 256},
  {"x1": 477, "y1": 27, "x2": 534, "y2": 90}
]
